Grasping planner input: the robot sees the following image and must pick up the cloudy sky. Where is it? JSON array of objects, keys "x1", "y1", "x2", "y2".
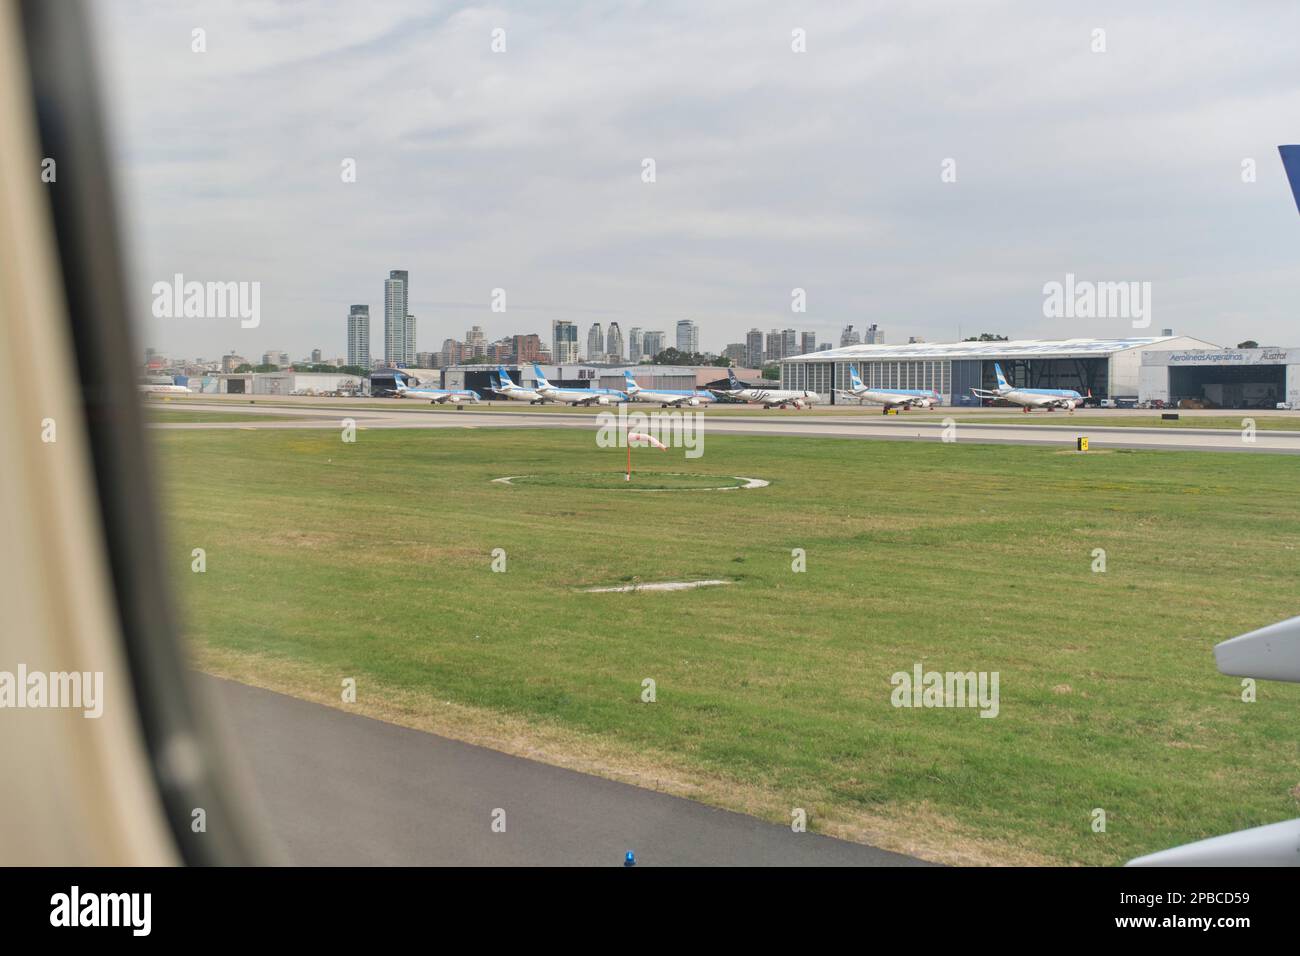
[{"x1": 97, "y1": 0, "x2": 1300, "y2": 361}]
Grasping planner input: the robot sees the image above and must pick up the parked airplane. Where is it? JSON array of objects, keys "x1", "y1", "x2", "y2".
[
  {"x1": 835, "y1": 365, "x2": 940, "y2": 413},
  {"x1": 622, "y1": 370, "x2": 715, "y2": 407},
  {"x1": 139, "y1": 382, "x2": 191, "y2": 395},
  {"x1": 970, "y1": 363, "x2": 1084, "y2": 412},
  {"x1": 393, "y1": 379, "x2": 480, "y2": 404},
  {"x1": 532, "y1": 365, "x2": 628, "y2": 406},
  {"x1": 491, "y1": 366, "x2": 551, "y2": 404},
  {"x1": 709, "y1": 368, "x2": 820, "y2": 409}
]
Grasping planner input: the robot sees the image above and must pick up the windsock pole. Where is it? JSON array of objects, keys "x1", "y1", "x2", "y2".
[{"x1": 626, "y1": 428, "x2": 632, "y2": 481}]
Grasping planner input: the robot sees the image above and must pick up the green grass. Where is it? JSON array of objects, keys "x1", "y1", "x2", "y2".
[
  {"x1": 154, "y1": 427, "x2": 1300, "y2": 864},
  {"x1": 146, "y1": 408, "x2": 303, "y2": 423},
  {"x1": 944, "y1": 415, "x2": 1300, "y2": 430}
]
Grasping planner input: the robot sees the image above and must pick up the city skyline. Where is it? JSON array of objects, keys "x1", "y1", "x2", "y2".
[{"x1": 104, "y1": 2, "x2": 1300, "y2": 361}]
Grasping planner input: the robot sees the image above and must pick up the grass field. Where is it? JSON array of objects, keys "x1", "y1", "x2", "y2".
[
  {"x1": 146, "y1": 407, "x2": 303, "y2": 423},
  {"x1": 154, "y1": 426, "x2": 1300, "y2": 865}
]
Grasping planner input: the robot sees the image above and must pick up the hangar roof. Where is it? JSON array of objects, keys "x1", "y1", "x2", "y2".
[{"x1": 783, "y1": 336, "x2": 1218, "y2": 363}]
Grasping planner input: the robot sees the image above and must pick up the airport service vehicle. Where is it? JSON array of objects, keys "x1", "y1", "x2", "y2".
[
  {"x1": 490, "y1": 366, "x2": 551, "y2": 404},
  {"x1": 531, "y1": 365, "x2": 628, "y2": 406},
  {"x1": 709, "y1": 368, "x2": 820, "y2": 409},
  {"x1": 834, "y1": 364, "x2": 940, "y2": 413},
  {"x1": 621, "y1": 370, "x2": 715, "y2": 407},
  {"x1": 393, "y1": 379, "x2": 479, "y2": 404},
  {"x1": 970, "y1": 363, "x2": 1084, "y2": 412},
  {"x1": 138, "y1": 382, "x2": 191, "y2": 395}
]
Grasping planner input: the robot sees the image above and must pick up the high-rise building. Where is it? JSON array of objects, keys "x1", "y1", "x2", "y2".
[
  {"x1": 384, "y1": 270, "x2": 411, "y2": 365},
  {"x1": 801, "y1": 331, "x2": 816, "y2": 355},
  {"x1": 765, "y1": 328, "x2": 783, "y2": 363},
  {"x1": 310, "y1": 348, "x2": 323, "y2": 363},
  {"x1": 746, "y1": 329, "x2": 764, "y2": 368},
  {"x1": 465, "y1": 325, "x2": 486, "y2": 357},
  {"x1": 262, "y1": 350, "x2": 288, "y2": 368},
  {"x1": 586, "y1": 323, "x2": 604, "y2": 361},
  {"x1": 347, "y1": 305, "x2": 370, "y2": 368},
  {"x1": 628, "y1": 327, "x2": 643, "y2": 363},
  {"x1": 676, "y1": 319, "x2": 699, "y2": 354},
  {"x1": 722, "y1": 343, "x2": 746, "y2": 365},
  {"x1": 606, "y1": 322, "x2": 624, "y2": 362},
  {"x1": 552, "y1": 320, "x2": 579, "y2": 364},
  {"x1": 865, "y1": 324, "x2": 884, "y2": 345},
  {"x1": 782, "y1": 328, "x2": 799, "y2": 359},
  {"x1": 513, "y1": 334, "x2": 543, "y2": 364},
  {"x1": 404, "y1": 314, "x2": 417, "y2": 364},
  {"x1": 641, "y1": 330, "x2": 665, "y2": 360},
  {"x1": 840, "y1": 324, "x2": 861, "y2": 347}
]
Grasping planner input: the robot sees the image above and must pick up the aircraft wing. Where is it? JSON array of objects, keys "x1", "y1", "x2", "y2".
[{"x1": 1127, "y1": 615, "x2": 1300, "y2": 866}]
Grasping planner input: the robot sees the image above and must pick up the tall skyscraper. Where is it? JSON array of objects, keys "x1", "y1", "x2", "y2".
[
  {"x1": 552, "y1": 320, "x2": 579, "y2": 363},
  {"x1": 587, "y1": 322, "x2": 604, "y2": 361},
  {"x1": 766, "y1": 328, "x2": 783, "y2": 363},
  {"x1": 746, "y1": 329, "x2": 764, "y2": 368},
  {"x1": 641, "y1": 330, "x2": 665, "y2": 360},
  {"x1": 801, "y1": 331, "x2": 816, "y2": 355},
  {"x1": 628, "y1": 327, "x2": 643, "y2": 363},
  {"x1": 384, "y1": 270, "x2": 410, "y2": 365},
  {"x1": 782, "y1": 328, "x2": 799, "y2": 359},
  {"x1": 606, "y1": 322, "x2": 624, "y2": 361},
  {"x1": 676, "y1": 319, "x2": 699, "y2": 354},
  {"x1": 347, "y1": 305, "x2": 370, "y2": 367},
  {"x1": 404, "y1": 314, "x2": 417, "y2": 364},
  {"x1": 865, "y1": 323, "x2": 884, "y2": 344},
  {"x1": 841, "y1": 324, "x2": 861, "y2": 347}
]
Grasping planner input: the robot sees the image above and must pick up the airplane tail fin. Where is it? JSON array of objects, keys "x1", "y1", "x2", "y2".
[
  {"x1": 532, "y1": 364, "x2": 550, "y2": 387},
  {"x1": 1280, "y1": 145, "x2": 1300, "y2": 215},
  {"x1": 994, "y1": 363, "x2": 1011, "y2": 391},
  {"x1": 623, "y1": 369, "x2": 640, "y2": 391},
  {"x1": 394, "y1": 378, "x2": 408, "y2": 392},
  {"x1": 727, "y1": 367, "x2": 741, "y2": 387},
  {"x1": 497, "y1": 365, "x2": 515, "y2": 387},
  {"x1": 849, "y1": 365, "x2": 864, "y2": 389}
]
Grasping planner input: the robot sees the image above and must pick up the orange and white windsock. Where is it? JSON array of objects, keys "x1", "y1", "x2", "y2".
[{"x1": 627, "y1": 432, "x2": 667, "y2": 450}]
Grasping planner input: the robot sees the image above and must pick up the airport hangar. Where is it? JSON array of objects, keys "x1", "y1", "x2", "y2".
[
  {"x1": 780, "y1": 336, "x2": 1218, "y2": 406},
  {"x1": 1139, "y1": 346, "x2": 1300, "y2": 409}
]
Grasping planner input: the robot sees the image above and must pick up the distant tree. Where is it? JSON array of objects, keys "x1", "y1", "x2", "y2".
[
  {"x1": 649, "y1": 347, "x2": 713, "y2": 366},
  {"x1": 711, "y1": 355, "x2": 732, "y2": 367},
  {"x1": 233, "y1": 364, "x2": 253, "y2": 373},
  {"x1": 761, "y1": 364, "x2": 780, "y2": 380},
  {"x1": 1236, "y1": 340, "x2": 1259, "y2": 349},
  {"x1": 964, "y1": 333, "x2": 1009, "y2": 341}
]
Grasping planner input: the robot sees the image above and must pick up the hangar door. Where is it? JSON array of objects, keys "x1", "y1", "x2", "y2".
[{"x1": 1169, "y1": 364, "x2": 1284, "y2": 409}]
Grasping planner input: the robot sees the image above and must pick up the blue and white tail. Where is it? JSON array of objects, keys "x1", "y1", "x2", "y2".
[
  {"x1": 994, "y1": 363, "x2": 1012, "y2": 392},
  {"x1": 622, "y1": 369, "x2": 641, "y2": 393},
  {"x1": 727, "y1": 367, "x2": 741, "y2": 388},
  {"x1": 532, "y1": 364, "x2": 551, "y2": 388},
  {"x1": 1281, "y1": 146, "x2": 1300, "y2": 215},
  {"x1": 849, "y1": 365, "x2": 864, "y2": 390},
  {"x1": 394, "y1": 378, "x2": 409, "y2": 392},
  {"x1": 497, "y1": 365, "x2": 516, "y2": 388}
]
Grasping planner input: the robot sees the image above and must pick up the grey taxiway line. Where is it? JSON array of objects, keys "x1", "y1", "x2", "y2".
[
  {"x1": 206, "y1": 675, "x2": 924, "y2": 867},
  {"x1": 152, "y1": 404, "x2": 1300, "y2": 453}
]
